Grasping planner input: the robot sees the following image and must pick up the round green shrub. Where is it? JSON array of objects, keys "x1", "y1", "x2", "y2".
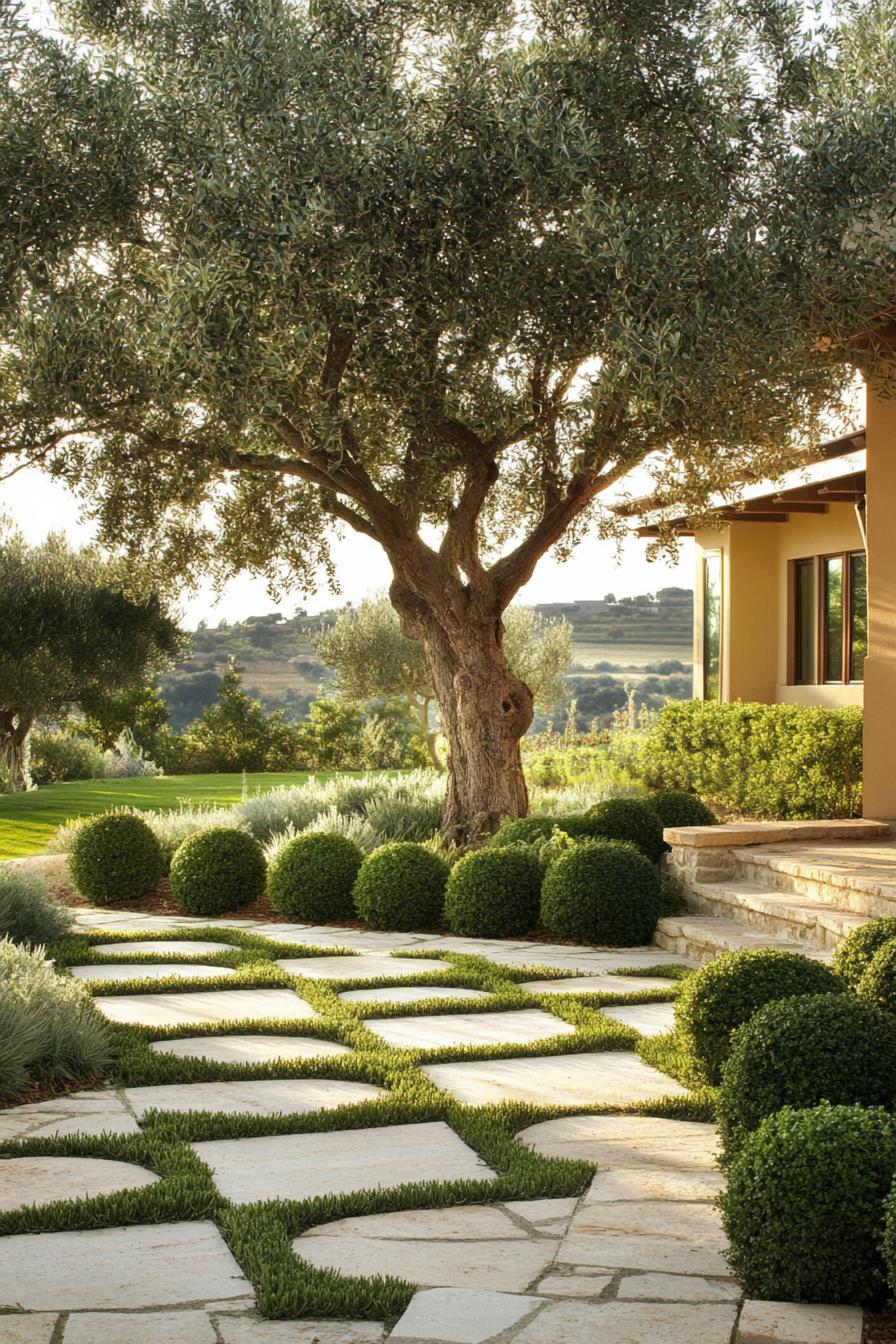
[
  {"x1": 540, "y1": 840, "x2": 660, "y2": 945},
  {"x1": 490, "y1": 815, "x2": 557, "y2": 846},
  {"x1": 267, "y1": 832, "x2": 363, "y2": 921},
  {"x1": 353, "y1": 842, "x2": 449, "y2": 931},
  {"x1": 444, "y1": 846, "x2": 542, "y2": 938},
  {"x1": 718, "y1": 994, "x2": 896, "y2": 1163},
  {"x1": 833, "y1": 917, "x2": 896, "y2": 989},
  {"x1": 69, "y1": 812, "x2": 164, "y2": 907},
  {"x1": 857, "y1": 939, "x2": 896, "y2": 1014},
  {"x1": 722, "y1": 1103, "x2": 896, "y2": 1304},
  {"x1": 646, "y1": 790, "x2": 718, "y2": 829},
  {"x1": 586, "y1": 798, "x2": 666, "y2": 863},
  {"x1": 673, "y1": 947, "x2": 843, "y2": 1085},
  {"x1": 169, "y1": 826, "x2": 266, "y2": 916}
]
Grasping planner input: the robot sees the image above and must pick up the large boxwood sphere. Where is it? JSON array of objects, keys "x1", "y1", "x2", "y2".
[
  {"x1": 834, "y1": 917, "x2": 896, "y2": 989},
  {"x1": 540, "y1": 840, "x2": 660, "y2": 945},
  {"x1": 353, "y1": 842, "x2": 449, "y2": 931},
  {"x1": 857, "y1": 939, "x2": 896, "y2": 1014},
  {"x1": 646, "y1": 790, "x2": 718, "y2": 829},
  {"x1": 69, "y1": 812, "x2": 164, "y2": 907},
  {"x1": 722, "y1": 1103, "x2": 896, "y2": 1304},
  {"x1": 169, "y1": 826, "x2": 266, "y2": 916},
  {"x1": 673, "y1": 947, "x2": 843, "y2": 1085},
  {"x1": 586, "y1": 798, "x2": 666, "y2": 862},
  {"x1": 267, "y1": 832, "x2": 363, "y2": 921},
  {"x1": 718, "y1": 994, "x2": 896, "y2": 1163},
  {"x1": 444, "y1": 846, "x2": 542, "y2": 938}
]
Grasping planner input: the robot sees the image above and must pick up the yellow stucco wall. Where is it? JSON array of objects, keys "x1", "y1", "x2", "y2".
[{"x1": 863, "y1": 381, "x2": 896, "y2": 820}]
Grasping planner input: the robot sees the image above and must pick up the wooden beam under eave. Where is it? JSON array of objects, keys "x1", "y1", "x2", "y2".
[
  {"x1": 721, "y1": 511, "x2": 789, "y2": 523},
  {"x1": 765, "y1": 501, "x2": 829, "y2": 514}
]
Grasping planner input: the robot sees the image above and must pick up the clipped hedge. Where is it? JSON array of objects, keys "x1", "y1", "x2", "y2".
[
  {"x1": 586, "y1": 798, "x2": 666, "y2": 863},
  {"x1": 722, "y1": 1103, "x2": 896, "y2": 1304},
  {"x1": 540, "y1": 840, "x2": 660, "y2": 945},
  {"x1": 444, "y1": 846, "x2": 542, "y2": 938},
  {"x1": 673, "y1": 947, "x2": 843, "y2": 1085},
  {"x1": 69, "y1": 812, "x2": 165, "y2": 906},
  {"x1": 268, "y1": 832, "x2": 363, "y2": 921},
  {"x1": 857, "y1": 940, "x2": 896, "y2": 1014},
  {"x1": 353, "y1": 842, "x2": 449, "y2": 931},
  {"x1": 646, "y1": 790, "x2": 718, "y2": 829},
  {"x1": 718, "y1": 994, "x2": 896, "y2": 1163},
  {"x1": 834, "y1": 918, "x2": 896, "y2": 989},
  {"x1": 638, "y1": 700, "x2": 863, "y2": 819},
  {"x1": 169, "y1": 826, "x2": 267, "y2": 916}
]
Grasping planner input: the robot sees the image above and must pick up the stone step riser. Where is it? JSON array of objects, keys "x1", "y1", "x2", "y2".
[
  {"x1": 687, "y1": 885, "x2": 847, "y2": 952},
  {"x1": 733, "y1": 856, "x2": 896, "y2": 919},
  {"x1": 654, "y1": 916, "x2": 835, "y2": 965}
]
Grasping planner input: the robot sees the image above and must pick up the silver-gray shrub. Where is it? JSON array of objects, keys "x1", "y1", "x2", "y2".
[
  {"x1": 301, "y1": 806, "x2": 380, "y2": 853},
  {"x1": 0, "y1": 868, "x2": 70, "y2": 944},
  {"x1": 236, "y1": 779, "x2": 336, "y2": 840}
]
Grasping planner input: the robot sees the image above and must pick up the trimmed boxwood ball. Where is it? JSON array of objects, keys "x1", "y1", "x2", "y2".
[
  {"x1": 586, "y1": 798, "x2": 666, "y2": 863},
  {"x1": 69, "y1": 812, "x2": 164, "y2": 907},
  {"x1": 646, "y1": 790, "x2": 718, "y2": 829},
  {"x1": 444, "y1": 846, "x2": 542, "y2": 938},
  {"x1": 673, "y1": 947, "x2": 843, "y2": 1085},
  {"x1": 833, "y1": 917, "x2": 896, "y2": 989},
  {"x1": 490, "y1": 813, "x2": 600, "y2": 848},
  {"x1": 169, "y1": 826, "x2": 266, "y2": 916},
  {"x1": 857, "y1": 939, "x2": 896, "y2": 1014},
  {"x1": 722, "y1": 1103, "x2": 896, "y2": 1304},
  {"x1": 267, "y1": 832, "x2": 363, "y2": 921},
  {"x1": 718, "y1": 993, "x2": 896, "y2": 1164},
  {"x1": 540, "y1": 840, "x2": 660, "y2": 946},
  {"x1": 353, "y1": 842, "x2": 449, "y2": 931}
]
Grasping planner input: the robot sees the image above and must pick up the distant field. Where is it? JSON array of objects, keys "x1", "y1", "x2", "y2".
[
  {"x1": 569, "y1": 640, "x2": 693, "y2": 670},
  {"x1": 0, "y1": 771, "x2": 356, "y2": 860}
]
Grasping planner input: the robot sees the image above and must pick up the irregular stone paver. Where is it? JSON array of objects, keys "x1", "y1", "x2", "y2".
[
  {"x1": 537, "y1": 1273, "x2": 613, "y2": 1297},
  {"x1": 738, "y1": 1299, "x2": 864, "y2": 1344},
  {"x1": 365, "y1": 1008, "x2": 575, "y2": 1051},
  {"x1": 423, "y1": 1051, "x2": 685, "y2": 1107},
  {"x1": 0, "y1": 1156, "x2": 158, "y2": 1213},
  {"x1": 194, "y1": 1121, "x2": 496, "y2": 1205},
  {"x1": 62, "y1": 1311, "x2": 216, "y2": 1343},
  {"x1": 600, "y1": 1002, "x2": 677, "y2": 1037},
  {"x1": 93, "y1": 941, "x2": 234, "y2": 956},
  {"x1": 124, "y1": 1078, "x2": 384, "y2": 1119},
  {"x1": 0, "y1": 1316, "x2": 57, "y2": 1343},
  {"x1": 390, "y1": 1287, "x2": 544, "y2": 1341},
  {"x1": 518, "y1": 1114, "x2": 720, "y2": 1170},
  {"x1": 559, "y1": 1228, "x2": 729, "y2": 1277},
  {"x1": 150, "y1": 1034, "x2": 351, "y2": 1064},
  {"x1": 303, "y1": 1202, "x2": 570, "y2": 1242},
  {"x1": 616, "y1": 1273, "x2": 742, "y2": 1303},
  {"x1": 69, "y1": 963, "x2": 234, "y2": 983},
  {"x1": 521, "y1": 976, "x2": 676, "y2": 996},
  {"x1": 216, "y1": 1320, "x2": 385, "y2": 1343},
  {"x1": 0, "y1": 1221, "x2": 252, "y2": 1310},
  {"x1": 511, "y1": 1300, "x2": 739, "y2": 1343},
  {"x1": 584, "y1": 1166, "x2": 725, "y2": 1202},
  {"x1": 339, "y1": 986, "x2": 490, "y2": 1005},
  {"x1": 0, "y1": 1091, "x2": 140, "y2": 1141},
  {"x1": 93, "y1": 988, "x2": 317, "y2": 1027},
  {"x1": 276, "y1": 955, "x2": 452, "y2": 980}
]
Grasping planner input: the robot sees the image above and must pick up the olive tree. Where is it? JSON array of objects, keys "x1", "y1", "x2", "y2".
[
  {"x1": 0, "y1": 0, "x2": 893, "y2": 836},
  {"x1": 314, "y1": 596, "x2": 571, "y2": 767},
  {"x1": 0, "y1": 528, "x2": 183, "y2": 790}
]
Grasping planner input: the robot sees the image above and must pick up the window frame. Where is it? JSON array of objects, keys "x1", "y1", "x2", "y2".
[
  {"x1": 789, "y1": 550, "x2": 866, "y2": 686},
  {"x1": 701, "y1": 550, "x2": 723, "y2": 701}
]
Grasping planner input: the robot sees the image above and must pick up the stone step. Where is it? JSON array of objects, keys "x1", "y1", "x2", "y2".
[
  {"x1": 654, "y1": 914, "x2": 835, "y2": 965},
  {"x1": 733, "y1": 846, "x2": 896, "y2": 919},
  {"x1": 687, "y1": 879, "x2": 868, "y2": 952}
]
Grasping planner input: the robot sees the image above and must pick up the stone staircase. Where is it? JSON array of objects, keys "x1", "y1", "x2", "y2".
[{"x1": 653, "y1": 819, "x2": 896, "y2": 963}]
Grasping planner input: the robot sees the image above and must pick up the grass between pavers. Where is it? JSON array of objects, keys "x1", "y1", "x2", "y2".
[{"x1": 0, "y1": 926, "x2": 704, "y2": 1324}]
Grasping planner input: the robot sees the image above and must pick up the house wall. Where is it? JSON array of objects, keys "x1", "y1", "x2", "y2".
[{"x1": 863, "y1": 381, "x2": 896, "y2": 820}]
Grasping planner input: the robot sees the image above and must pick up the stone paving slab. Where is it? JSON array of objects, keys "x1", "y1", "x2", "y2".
[
  {"x1": 390, "y1": 1287, "x2": 544, "y2": 1341},
  {"x1": 536, "y1": 1272, "x2": 613, "y2": 1297},
  {"x1": 567, "y1": 1197, "x2": 727, "y2": 1244},
  {"x1": 124, "y1": 1078, "x2": 384, "y2": 1119},
  {"x1": 0, "y1": 1091, "x2": 141, "y2": 1141},
  {"x1": 511, "y1": 1299, "x2": 739, "y2": 1343},
  {"x1": 521, "y1": 976, "x2": 677, "y2": 996},
  {"x1": 517, "y1": 1114, "x2": 720, "y2": 1170},
  {"x1": 365, "y1": 1008, "x2": 575, "y2": 1050},
  {"x1": 583, "y1": 1165, "x2": 725, "y2": 1202},
  {"x1": 423, "y1": 1051, "x2": 686, "y2": 1107},
  {"x1": 339, "y1": 986, "x2": 490, "y2": 1005},
  {"x1": 92, "y1": 940, "x2": 234, "y2": 956},
  {"x1": 215, "y1": 1320, "x2": 385, "y2": 1343},
  {"x1": 275, "y1": 955, "x2": 452, "y2": 980},
  {"x1": 150, "y1": 1034, "x2": 352, "y2": 1064},
  {"x1": 738, "y1": 1300, "x2": 864, "y2": 1344},
  {"x1": 62, "y1": 1311, "x2": 217, "y2": 1344},
  {"x1": 0, "y1": 1156, "x2": 158, "y2": 1213},
  {"x1": 94, "y1": 988, "x2": 317, "y2": 1027},
  {"x1": 69, "y1": 963, "x2": 235, "y2": 983},
  {"x1": 616, "y1": 1273, "x2": 741, "y2": 1303},
  {"x1": 0, "y1": 1221, "x2": 252, "y2": 1310},
  {"x1": 194, "y1": 1121, "x2": 496, "y2": 1205},
  {"x1": 600, "y1": 1002, "x2": 677, "y2": 1037},
  {"x1": 557, "y1": 1230, "x2": 730, "y2": 1277},
  {"x1": 0, "y1": 1316, "x2": 57, "y2": 1343}
]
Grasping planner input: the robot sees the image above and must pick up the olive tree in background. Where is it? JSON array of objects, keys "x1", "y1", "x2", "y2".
[{"x1": 0, "y1": 0, "x2": 893, "y2": 836}]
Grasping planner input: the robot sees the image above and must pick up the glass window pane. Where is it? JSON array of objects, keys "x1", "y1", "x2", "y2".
[
  {"x1": 850, "y1": 551, "x2": 867, "y2": 682},
  {"x1": 703, "y1": 554, "x2": 722, "y2": 701},
  {"x1": 823, "y1": 556, "x2": 844, "y2": 683},
  {"x1": 794, "y1": 560, "x2": 815, "y2": 684}
]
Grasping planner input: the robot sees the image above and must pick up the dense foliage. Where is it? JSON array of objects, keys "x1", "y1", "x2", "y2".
[
  {"x1": 834, "y1": 917, "x2": 896, "y2": 989},
  {"x1": 352, "y1": 842, "x2": 449, "y2": 931},
  {"x1": 673, "y1": 947, "x2": 843, "y2": 1085},
  {"x1": 722, "y1": 1104, "x2": 896, "y2": 1304},
  {"x1": 587, "y1": 798, "x2": 667, "y2": 863},
  {"x1": 169, "y1": 826, "x2": 267, "y2": 916},
  {"x1": 69, "y1": 813, "x2": 165, "y2": 906},
  {"x1": 856, "y1": 940, "x2": 896, "y2": 1014},
  {"x1": 0, "y1": 869, "x2": 69, "y2": 944},
  {"x1": 540, "y1": 839, "x2": 660, "y2": 944},
  {"x1": 444, "y1": 847, "x2": 542, "y2": 938},
  {"x1": 267, "y1": 833, "x2": 364, "y2": 921},
  {"x1": 646, "y1": 790, "x2": 718, "y2": 829}
]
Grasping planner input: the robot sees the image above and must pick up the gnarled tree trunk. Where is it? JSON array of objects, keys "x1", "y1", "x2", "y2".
[{"x1": 0, "y1": 712, "x2": 33, "y2": 793}]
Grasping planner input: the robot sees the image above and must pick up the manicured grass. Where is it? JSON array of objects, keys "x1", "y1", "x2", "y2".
[{"x1": 0, "y1": 771, "x2": 357, "y2": 859}]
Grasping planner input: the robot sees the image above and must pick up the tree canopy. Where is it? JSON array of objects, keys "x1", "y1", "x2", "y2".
[{"x1": 1, "y1": 0, "x2": 894, "y2": 833}]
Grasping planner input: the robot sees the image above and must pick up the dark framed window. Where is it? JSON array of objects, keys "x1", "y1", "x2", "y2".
[
  {"x1": 791, "y1": 551, "x2": 866, "y2": 685},
  {"x1": 702, "y1": 552, "x2": 722, "y2": 701}
]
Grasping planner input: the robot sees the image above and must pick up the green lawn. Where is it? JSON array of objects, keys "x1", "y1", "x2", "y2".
[{"x1": 0, "y1": 772, "x2": 347, "y2": 859}]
